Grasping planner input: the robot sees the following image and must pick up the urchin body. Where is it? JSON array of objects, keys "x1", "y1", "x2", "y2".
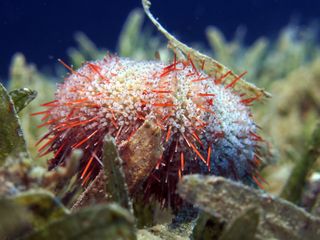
[{"x1": 37, "y1": 55, "x2": 261, "y2": 207}]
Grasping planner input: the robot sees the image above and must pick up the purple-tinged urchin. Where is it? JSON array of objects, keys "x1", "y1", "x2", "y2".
[{"x1": 34, "y1": 54, "x2": 264, "y2": 208}]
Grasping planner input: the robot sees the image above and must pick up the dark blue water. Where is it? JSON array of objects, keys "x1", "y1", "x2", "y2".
[{"x1": 0, "y1": 0, "x2": 319, "y2": 79}]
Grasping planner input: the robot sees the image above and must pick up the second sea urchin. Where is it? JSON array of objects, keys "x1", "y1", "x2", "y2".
[{"x1": 34, "y1": 54, "x2": 264, "y2": 207}]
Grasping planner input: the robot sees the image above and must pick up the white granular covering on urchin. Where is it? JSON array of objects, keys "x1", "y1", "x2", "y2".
[{"x1": 52, "y1": 56, "x2": 257, "y2": 179}]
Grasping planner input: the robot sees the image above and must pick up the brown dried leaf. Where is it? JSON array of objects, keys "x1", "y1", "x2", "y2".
[{"x1": 142, "y1": 0, "x2": 271, "y2": 100}]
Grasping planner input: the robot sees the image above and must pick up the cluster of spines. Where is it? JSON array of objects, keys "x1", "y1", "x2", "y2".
[{"x1": 33, "y1": 54, "x2": 265, "y2": 207}]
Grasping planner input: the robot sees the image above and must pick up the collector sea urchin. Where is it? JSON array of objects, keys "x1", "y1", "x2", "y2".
[
  {"x1": 33, "y1": 53, "x2": 264, "y2": 207},
  {"x1": 32, "y1": 0, "x2": 269, "y2": 208}
]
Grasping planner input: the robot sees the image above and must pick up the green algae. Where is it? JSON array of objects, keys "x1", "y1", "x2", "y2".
[
  {"x1": 0, "y1": 83, "x2": 29, "y2": 164},
  {"x1": 118, "y1": 9, "x2": 145, "y2": 58},
  {"x1": 178, "y1": 175, "x2": 320, "y2": 240},
  {"x1": 280, "y1": 122, "x2": 320, "y2": 204},
  {"x1": 1, "y1": 0, "x2": 320, "y2": 239},
  {"x1": 9, "y1": 88, "x2": 37, "y2": 114},
  {"x1": 12, "y1": 190, "x2": 69, "y2": 228},
  {"x1": 23, "y1": 204, "x2": 136, "y2": 240},
  {"x1": 218, "y1": 207, "x2": 260, "y2": 240},
  {"x1": 192, "y1": 212, "x2": 224, "y2": 240},
  {"x1": 103, "y1": 135, "x2": 132, "y2": 211},
  {"x1": 8, "y1": 54, "x2": 55, "y2": 161}
]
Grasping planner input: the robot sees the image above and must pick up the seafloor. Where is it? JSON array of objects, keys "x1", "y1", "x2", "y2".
[{"x1": 1, "y1": 1, "x2": 320, "y2": 239}]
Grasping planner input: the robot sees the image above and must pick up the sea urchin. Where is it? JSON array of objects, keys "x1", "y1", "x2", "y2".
[{"x1": 34, "y1": 54, "x2": 264, "y2": 208}]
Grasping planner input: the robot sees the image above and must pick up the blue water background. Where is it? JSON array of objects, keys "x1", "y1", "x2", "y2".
[{"x1": 0, "y1": 0, "x2": 319, "y2": 79}]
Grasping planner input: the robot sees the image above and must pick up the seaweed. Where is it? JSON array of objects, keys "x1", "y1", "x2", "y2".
[
  {"x1": 0, "y1": 83, "x2": 29, "y2": 163},
  {"x1": 178, "y1": 175, "x2": 320, "y2": 240},
  {"x1": 280, "y1": 122, "x2": 320, "y2": 203},
  {"x1": 1, "y1": 0, "x2": 320, "y2": 239}
]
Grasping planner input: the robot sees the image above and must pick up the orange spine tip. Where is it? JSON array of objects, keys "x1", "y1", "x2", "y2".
[
  {"x1": 161, "y1": 113, "x2": 172, "y2": 121},
  {"x1": 252, "y1": 175, "x2": 264, "y2": 189},
  {"x1": 206, "y1": 146, "x2": 212, "y2": 167},
  {"x1": 54, "y1": 143, "x2": 66, "y2": 158},
  {"x1": 166, "y1": 126, "x2": 172, "y2": 142},
  {"x1": 151, "y1": 89, "x2": 172, "y2": 94},
  {"x1": 38, "y1": 136, "x2": 57, "y2": 152},
  {"x1": 192, "y1": 76, "x2": 210, "y2": 82},
  {"x1": 196, "y1": 105, "x2": 215, "y2": 115},
  {"x1": 152, "y1": 103, "x2": 176, "y2": 107},
  {"x1": 87, "y1": 62, "x2": 110, "y2": 82},
  {"x1": 181, "y1": 133, "x2": 191, "y2": 148},
  {"x1": 190, "y1": 142, "x2": 206, "y2": 164},
  {"x1": 37, "y1": 118, "x2": 61, "y2": 128},
  {"x1": 72, "y1": 130, "x2": 98, "y2": 149},
  {"x1": 191, "y1": 131, "x2": 203, "y2": 147},
  {"x1": 214, "y1": 70, "x2": 231, "y2": 84},
  {"x1": 58, "y1": 58, "x2": 76, "y2": 74},
  {"x1": 197, "y1": 93, "x2": 215, "y2": 97},
  {"x1": 178, "y1": 169, "x2": 182, "y2": 180},
  {"x1": 160, "y1": 69, "x2": 172, "y2": 78},
  {"x1": 240, "y1": 95, "x2": 260, "y2": 104},
  {"x1": 30, "y1": 110, "x2": 49, "y2": 116},
  {"x1": 180, "y1": 152, "x2": 185, "y2": 171},
  {"x1": 81, "y1": 154, "x2": 95, "y2": 179},
  {"x1": 188, "y1": 56, "x2": 199, "y2": 76},
  {"x1": 81, "y1": 168, "x2": 94, "y2": 186},
  {"x1": 41, "y1": 100, "x2": 58, "y2": 107},
  {"x1": 225, "y1": 71, "x2": 247, "y2": 89}
]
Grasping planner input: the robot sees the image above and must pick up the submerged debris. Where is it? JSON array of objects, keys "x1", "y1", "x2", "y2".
[
  {"x1": 281, "y1": 122, "x2": 320, "y2": 204},
  {"x1": 218, "y1": 207, "x2": 260, "y2": 240},
  {"x1": 23, "y1": 204, "x2": 136, "y2": 240},
  {"x1": 142, "y1": 0, "x2": 271, "y2": 101},
  {"x1": 1, "y1": 0, "x2": 320, "y2": 239},
  {"x1": 103, "y1": 135, "x2": 131, "y2": 210},
  {"x1": 119, "y1": 120, "x2": 163, "y2": 194},
  {"x1": 178, "y1": 175, "x2": 320, "y2": 240}
]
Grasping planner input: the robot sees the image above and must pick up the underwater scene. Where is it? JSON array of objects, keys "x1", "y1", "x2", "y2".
[{"x1": 0, "y1": 0, "x2": 320, "y2": 239}]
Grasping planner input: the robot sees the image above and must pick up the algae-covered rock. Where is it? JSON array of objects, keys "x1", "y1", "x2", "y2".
[
  {"x1": 218, "y1": 207, "x2": 260, "y2": 240},
  {"x1": 12, "y1": 190, "x2": 69, "y2": 228},
  {"x1": 178, "y1": 175, "x2": 320, "y2": 240},
  {"x1": 23, "y1": 204, "x2": 136, "y2": 240},
  {"x1": 0, "y1": 190, "x2": 68, "y2": 239},
  {"x1": 192, "y1": 212, "x2": 224, "y2": 240},
  {"x1": 138, "y1": 225, "x2": 185, "y2": 240},
  {"x1": 0, "y1": 198, "x2": 32, "y2": 240}
]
